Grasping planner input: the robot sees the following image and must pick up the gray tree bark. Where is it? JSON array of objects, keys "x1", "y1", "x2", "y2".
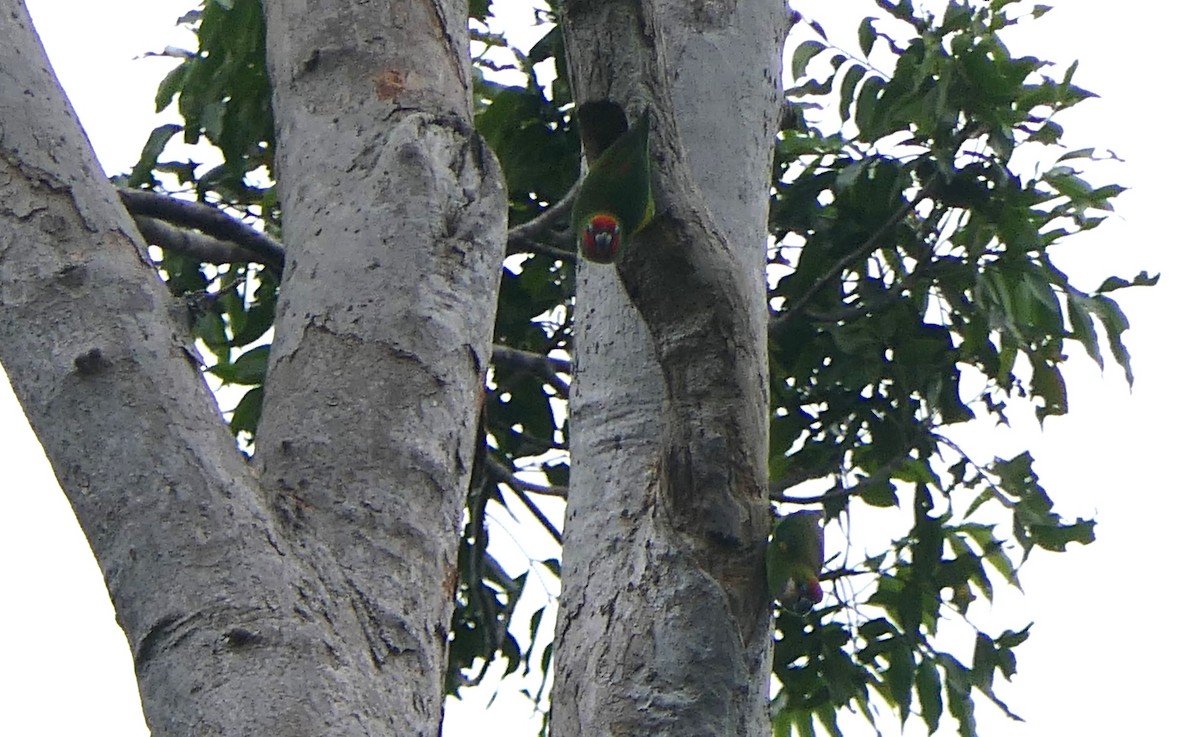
[
  {"x1": 552, "y1": 1, "x2": 788, "y2": 735},
  {"x1": 0, "y1": 0, "x2": 504, "y2": 734},
  {"x1": 254, "y1": 0, "x2": 506, "y2": 733}
]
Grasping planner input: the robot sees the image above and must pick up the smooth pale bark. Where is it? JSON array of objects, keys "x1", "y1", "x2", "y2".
[
  {"x1": 256, "y1": 0, "x2": 506, "y2": 735},
  {"x1": 1, "y1": 0, "x2": 505, "y2": 734},
  {"x1": 0, "y1": 2, "x2": 311, "y2": 734},
  {"x1": 553, "y1": 1, "x2": 787, "y2": 735}
]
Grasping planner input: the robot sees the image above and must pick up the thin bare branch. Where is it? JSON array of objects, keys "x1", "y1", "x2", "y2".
[
  {"x1": 768, "y1": 473, "x2": 823, "y2": 499},
  {"x1": 508, "y1": 231, "x2": 576, "y2": 260},
  {"x1": 505, "y1": 179, "x2": 580, "y2": 260},
  {"x1": 486, "y1": 458, "x2": 565, "y2": 544},
  {"x1": 492, "y1": 345, "x2": 572, "y2": 375},
  {"x1": 125, "y1": 182, "x2": 581, "y2": 268},
  {"x1": 933, "y1": 432, "x2": 1017, "y2": 509},
  {"x1": 491, "y1": 345, "x2": 572, "y2": 398},
  {"x1": 819, "y1": 566, "x2": 873, "y2": 581},
  {"x1": 510, "y1": 486, "x2": 563, "y2": 544},
  {"x1": 486, "y1": 457, "x2": 568, "y2": 500},
  {"x1": 133, "y1": 216, "x2": 265, "y2": 267},
  {"x1": 508, "y1": 179, "x2": 579, "y2": 241},
  {"x1": 118, "y1": 188, "x2": 286, "y2": 271}
]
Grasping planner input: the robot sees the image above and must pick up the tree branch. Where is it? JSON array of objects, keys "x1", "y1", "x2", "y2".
[
  {"x1": 133, "y1": 216, "x2": 268, "y2": 268},
  {"x1": 933, "y1": 432, "x2": 1017, "y2": 509},
  {"x1": 770, "y1": 125, "x2": 983, "y2": 341},
  {"x1": 486, "y1": 457, "x2": 568, "y2": 500},
  {"x1": 767, "y1": 468, "x2": 826, "y2": 498},
  {"x1": 123, "y1": 185, "x2": 580, "y2": 267},
  {"x1": 769, "y1": 179, "x2": 937, "y2": 341},
  {"x1": 491, "y1": 345, "x2": 572, "y2": 375},
  {"x1": 507, "y1": 230, "x2": 576, "y2": 261},
  {"x1": 486, "y1": 458, "x2": 565, "y2": 546},
  {"x1": 491, "y1": 345, "x2": 572, "y2": 398},
  {"x1": 505, "y1": 180, "x2": 579, "y2": 261},
  {"x1": 820, "y1": 566, "x2": 873, "y2": 582},
  {"x1": 1, "y1": 12, "x2": 297, "y2": 735},
  {"x1": 772, "y1": 454, "x2": 909, "y2": 505},
  {"x1": 118, "y1": 188, "x2": 286, "y2": 271}
]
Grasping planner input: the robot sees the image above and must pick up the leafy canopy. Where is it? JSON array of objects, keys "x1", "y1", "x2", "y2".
[{"x1": 121, "y1": 1, "x2": 1148, "y2": 735}]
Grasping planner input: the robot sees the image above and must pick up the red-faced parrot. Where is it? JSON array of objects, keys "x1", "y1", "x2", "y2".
[
  {"x1": 570, "y1": 108, "x2": 654, "y2": 263},
  {"x1": 767, "y1": 511, "x2": 825, "y2": 614}
]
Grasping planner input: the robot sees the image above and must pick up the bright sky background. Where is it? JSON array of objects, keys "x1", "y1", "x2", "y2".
[{"x1": 1, "y1": 1, "x2": 1194, "y2": 735}]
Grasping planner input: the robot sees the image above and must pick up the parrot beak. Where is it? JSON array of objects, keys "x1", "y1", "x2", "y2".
[{"x1": 778, "y1": 577, "x2": 823, "y2": 615}]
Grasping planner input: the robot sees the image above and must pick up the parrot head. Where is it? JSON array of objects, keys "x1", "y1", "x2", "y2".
[
  {"x1": 767, "y1": 511, "x2": 826, "y2": 615},
  {"x1": 792, "y1": 580, "x2": 820, "y2": 614},
  {"x1": 777, "y1": 576, "x2": 824, "y2": 614},
  {"x1": 570, "y1": 106, "x2": 654, "y2": 264},
  {"x1": 581, "y1": 213, "x2": 622, "y2": 263}
]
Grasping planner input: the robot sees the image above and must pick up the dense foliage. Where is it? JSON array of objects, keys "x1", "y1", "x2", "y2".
[{"x1": 119, "y1": 1, "x2": 1148, "y2": 734}]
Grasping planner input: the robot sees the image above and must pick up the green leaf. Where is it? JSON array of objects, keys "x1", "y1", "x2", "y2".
[
  {"x1": 792, "y1": 40, "x2": 827, "y2": 80},
  {"x1": 193, "y1": 309, "x2": 229, "y2": 355},
  {"x1": 1096, "y1": 270, "x2": 1159, "y2": 293},
  {"x1": 857, "y1": 18, "x2": 878, "y2": 57},
  {"x1": 468, "y1": 0, "x2": 492, "y2": 21},
  {"x1": 208, "y1": 344, "x2": 270, "y2": 385},
  {"x1": 815, "y1": 701, "x2": 845, "y2": 737},
  {"x1": 1043, "y1": 166, "x2": 1094, "y2": 200},
  {"x1": 854, "y1": 74, "x2": 887, "y2": 137},
  {"x1": 838, "y1": 64, "x2": 868, "y2": 122},
  {"x1": 153, "y1": 62, "x2": 190, "y2": 113},
  {"x1": 960, "y1": 524, "x2": 1021, "y2": 588},
  {"x1": 1030, "y1": 518, "x2": 1096, "y2": 551},
  {"x1": 1056, "y1": 147, "x2": 1095, "y2": 162},
  {"x1": 886, "y1": 647, "x2": 916, "y2": 724},
  {"x1": 1027, "y1": 120, "x2": 1063, "y2": 145},
  {"x1": 861, "y1": 480, "x2": 900, "y2": 508},
  {"x1": 527, "y1": 24, "x2": 562, "y2": 65},
  {"x1": 1030, "y1": 360, "x2": 1067, "y2": 423},
  {"x1": 916, "y1": 658, "x2": 943, "y2": 733},
  {"x1": 995, "y1": 624, "x2": 1032, "y2": 651},
  {"x1": 229, "y1": 386, "x2": 263, "y2": 437},
  {"x1": 1067, "y1": 292, "x2": 1102, "y2": 368},
  {"x1": 478, "y1": 87, "x2": 578, "y2": 203},
  {"x1": 1091, "y1": 295, "x2": 1134, "y2": 384},
  {"x1": 128, "y1": 124, "x2": 183, "y2": 188},
  {"x1": 971, "y1": 632, "x2": 997, "y2": 690},
  {"x1": 943, "y1": 657, "x2": 978, "y2": 737},
  {"x1": 228, "y1": 301, "x2": 276, "y2": 348}
]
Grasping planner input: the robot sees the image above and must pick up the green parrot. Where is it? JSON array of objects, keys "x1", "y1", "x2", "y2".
[
  {"x1": 570, "y1": 107, "x2": 654, "y2": 264},
  {"x1": 767, "y1": 511, "x2": 825, "y2": 614}
]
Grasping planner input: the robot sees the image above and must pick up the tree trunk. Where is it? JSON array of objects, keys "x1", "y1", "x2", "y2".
[
  {"x1": 254, "y1": 0, "x2": 506, "y2": 732},
  {"x1": 552, "y1": 1, "x2": 788, "y2": 735},
  {"x1": 0, "y1": 0, "x2": 505, "y2": 734}
]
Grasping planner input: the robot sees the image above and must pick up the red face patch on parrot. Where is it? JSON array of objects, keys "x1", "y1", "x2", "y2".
[
  {"x1": 581, "y1": 213, "x2": 621, "y2": 264},
  {"x1": 805, "y1": 579, "x2": 823, "y2": 608}
]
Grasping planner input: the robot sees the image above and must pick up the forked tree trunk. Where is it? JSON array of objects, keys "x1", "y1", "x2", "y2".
[
  {"x1": 552, "y1": 1, "x2": 788, "y2": 735},
  {"x1": 0, "y1": 0, "x2": 505, "y2": 734}
]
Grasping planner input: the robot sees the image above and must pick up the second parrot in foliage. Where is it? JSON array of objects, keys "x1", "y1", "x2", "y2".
[
  {"x1": 570, "y1": 108, "x2": 654, "y2": 264},
  {"x1": 767, "y1": 511, "x2": 825, "y2": 614}
]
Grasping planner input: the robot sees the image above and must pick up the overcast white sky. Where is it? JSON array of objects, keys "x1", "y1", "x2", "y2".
[{"x1": 2, "y1": 1, "x2": 1195, "y2": 735}]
